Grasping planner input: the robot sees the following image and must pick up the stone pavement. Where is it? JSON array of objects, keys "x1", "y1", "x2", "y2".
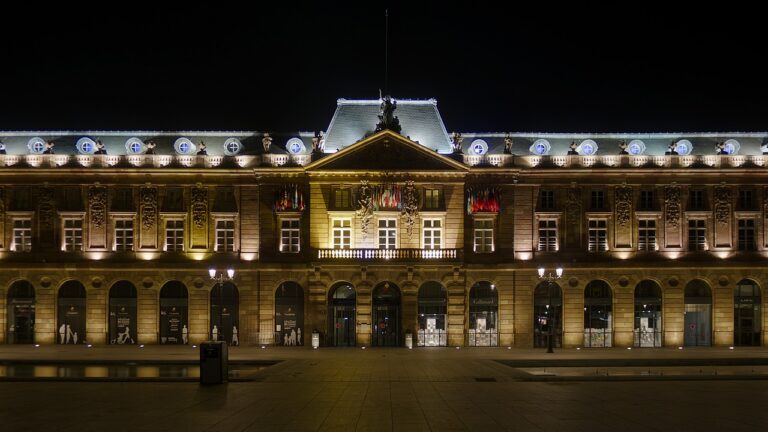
[{"x1": 1, "y1": 346, "x2": 767, "y2": 431}]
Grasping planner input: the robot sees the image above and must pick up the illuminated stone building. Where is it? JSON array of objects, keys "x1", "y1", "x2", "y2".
[{"x1": 1, "y1": 98, "x2": 766, "y2": 348}]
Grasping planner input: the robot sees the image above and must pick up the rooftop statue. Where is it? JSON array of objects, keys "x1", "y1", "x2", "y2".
[{"x1": 375, "y1": 95, "x2": 402, "y2": 134}]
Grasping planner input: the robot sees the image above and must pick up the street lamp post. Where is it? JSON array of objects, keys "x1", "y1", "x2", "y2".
[
  {"x1": 209, "y1": 268, "x2": 235, "y2": 343},
  {"x1": 538, "y1": 267, "x2": 563, "y2": 353}
]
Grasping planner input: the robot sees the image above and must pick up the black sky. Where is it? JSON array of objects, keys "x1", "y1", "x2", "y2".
[{"x1": 2, "y1": 3, "x2": 766, "y2": 132}]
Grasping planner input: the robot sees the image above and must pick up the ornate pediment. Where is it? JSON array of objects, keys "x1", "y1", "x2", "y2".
[{"x1": 305, "y1": 130, "x2": 468, "y2": 172}]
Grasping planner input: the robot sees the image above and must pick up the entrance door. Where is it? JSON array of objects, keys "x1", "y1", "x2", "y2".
[
  {"x1": 372, "y1": 282, "x2": 401, "y2": 347},
  {"x1": 684, "y1": 280, "x2": 712, "y2": 346},
  {"x1": 109, "y1": 281, "x2": 138, "y2": 345},
  {"x1": 418, "y1": 282, "x2": 447, "y2": 347},
  {"x1": 210, "y1": 282, "x2": 239, "y2": 346},
  {"x1": 533, "y1": 282, "x2": 562, "y2": 348},
  {"x1": 57, "y1": 281, "x2": 87, "y2": 344},
  {"x1": 328, "y1": 283, "x2": 356, "y2": 347},
  {"x1": 7, "y1": 281, "x2": 35, "y2": 344}
]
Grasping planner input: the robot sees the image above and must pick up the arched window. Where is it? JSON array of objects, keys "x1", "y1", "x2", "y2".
[
  {"x1": 57, "y1": 281, "x2": 87, "y2": 344},
  {"x1": 418, "y1": 282, "x2": 447, "y2": 347},
  {"x1": 734, "y1": 279, "x2": 761, "y2": 346},
  {"x1": 534, "y1": 281, "x2": 562, "y2": 348},
  {"x1": 210, "y1": 282, "x2": 239, "y2": 345},
  {"x1": 7, "y1": 280, "x2": 35, "y2": 344},
  {"x1": 372, "y1": 282, "x2": 401, "y2": 347},
  {"x1": 634, "y1": 280, "x2": 662, "y2": 347},
  {"x1": 328, "y1": 282, "x2": 356, "y2": 347},
  {"x1": 584, "y1": 281, "x2": 612, "y2": 347},
  {"x1": 275, "y1": 282, "x2": 304, "y2": 346},
  {"x1": 684, "y1": 280, "x2": 712, "y2": 346},
  {"x1": 469, "y1": 281, "x2": 498, "y2": 346},
  {"x1": 109, "y1": 281, "x2": 137, "y2": 345},
  {"x1": 160, "y1": 281, "x2": 188, "y2": 344}
]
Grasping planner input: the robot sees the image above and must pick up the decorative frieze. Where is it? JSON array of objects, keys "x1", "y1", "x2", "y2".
[
  {"x1": 614, "y1": 185, "x2": 632, "y2": 227},
  {"x1": 664, "y1": 185, "x2": 681, "y2": 229}
]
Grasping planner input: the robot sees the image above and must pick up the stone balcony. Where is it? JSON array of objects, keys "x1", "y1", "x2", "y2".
[
  {"x1": 315, "y1": 248, "x2": 463, "y2": 262},
  {"x1": 462, "y1": 154, "x2": 768, "y2": 169}
]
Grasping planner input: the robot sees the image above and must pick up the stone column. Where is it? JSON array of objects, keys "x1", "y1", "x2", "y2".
[
  {"x1": 663, "y1": 281, "x2": 684, "y2": 346},
  {"x1": 137, "y1": 286, "x2": 158, "y2": 344},
  {"x1": 713, "y1": 281, "x2": 733, "y2": 346},
  {"x1": 86, "y1": 285, "x2": 107, "y2": 344},
  {"x1": 613, "y1": 284, "x2": 634, "y2": 347},
  {"x1": 562, "y1": 278, "x2": 584, "y2": 347}
]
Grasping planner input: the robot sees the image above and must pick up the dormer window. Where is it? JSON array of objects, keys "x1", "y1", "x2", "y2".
[
  {"x1": 470, "y1": 139, "x2": 488, "y2": 155},
  {"x1": 286, "y1": 138, "x2": 305, "y2": 154},
  {"x1": 125, "y1": 138, "x2": 145, "y2": 154},
  {"x1": 27, "y1": 137, "x2": 46, "y2": 154},
  {"x1": 223, "y1": 138, "x2": 242, "y2": 156},
  {"x1": 76, "y1": 137, "x2": 96, "y2": 155},
  {"x1": 174, "y1": 138, "x2": 195, "y2": 155}
]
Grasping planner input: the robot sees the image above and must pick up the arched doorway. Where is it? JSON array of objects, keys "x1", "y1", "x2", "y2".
[
  {"x1": 469, "y1": 281, "x2": 498, "y2": 346},
  {"x1": 57, "y1": 281, "x2": 86, "y2": 344},
  {"x1": 372, "y1": 282, "x2": 401, "y2": 347},
  {"x1": 328, "y1": 282, "x2": 356, "y2": 347},
  {"x1": 210, "y1": 282, "x2": 239, "y2": 345},
  {"x1": 534, "y1": 281, "x2": 562, "y2": 348},
  {"x1": 109, "y1": 281, "x2": 137, "y2": 345},
  {"x1": 7, "y1": 281, "x2": 35, "y2": 344},
  {"x1": 160, "y1": 281, "x2": 188, "y2": 344},
  {"x1": 275, "y1": 282, "x2": 304, "y2": 346},
  {"x1": 684, "y1": 279, "x2": 712, "y2": 346},
  {"x1": 417, "y1": 282, "x2": 447, "y2": 347},
  {"x1": 734, "y1": 279, "x2": 761, "y2": 346},
  {"x1": 584, "y1": 280, "x2": 613, "y2": 347},
  {"x1": 634, "y1": 280, "x2": 662, "y2": 347}
]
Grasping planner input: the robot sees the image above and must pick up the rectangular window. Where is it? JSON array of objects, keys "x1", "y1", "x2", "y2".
[
  {"x1": 638, "y1": 219, "x2": 656, "y2": 251},
  {"x1": 473, "y1": 219, "x2": 494, "y2": 253},
  {"x1": 215, "y1": 220, "x2": 235, "y2": 252},
  {"x1": 688, "y1": 219, "x2": 706, "y2": 251},
  {"x1": 588, "y1": 219, "x2": 607, "y2": 252},
  {"x1": 423, "y1": 219, "x2": 442, "y2": 250},
  {"x1": 333, "y1": 188, "x2": 351, "y2": 209},
  {"x1": 13, "y1": 219, "x2": 32, "y2": 252},
  {"x1": 165, "y1": 220, "x2": 184, "y2": 252},
  {"x1": 689, "y1": 190, "x2": 705, "y2": 210},
  {"x1": 639, "y1": 190, "x2": 655, "y2": 211},
  {"x1": 738, "y1": 190, "x2": 754, "y2": 210},
  {"x1": 115, "y1": 220, "x2": 134, "y2": 251},
  {"x1": 538, "y1": 220, "x2": 557, "y2": 252},
  {"x1": 590, "y1": 190, "x2": 605, "y2": 210},
  {"x1": 280, "y1": 219, "x2": 300, "y2": 253},
  {"x1": 332, "y1": 218, "x2": 351, "y2": 249},
  {"x1": 738, "y1": 219, "x2": 755, "y2": 251},
  {"x1": 63, "y1": 219, "x2": 83, "y2": 252},
  {"x1": 378, "y1": 219, "x2": 397, "y2": 250},
  {"x1": 538, "y1": 190, "x2": 555, "y2": 210},
  {"x1": 424, "y1": 189, "x2": 442, "y2": 210}
]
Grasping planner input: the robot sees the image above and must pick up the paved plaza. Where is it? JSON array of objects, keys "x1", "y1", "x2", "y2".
[{"x1": 1, "y1": 346, "x2": 768, "y2": 431}]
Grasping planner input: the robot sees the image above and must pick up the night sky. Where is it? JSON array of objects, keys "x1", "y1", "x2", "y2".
[{"x1": 2, "y1": 4, "x2": 765, "y2": 133}]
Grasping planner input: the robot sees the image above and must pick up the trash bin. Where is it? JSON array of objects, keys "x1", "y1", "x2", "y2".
[
  {"x1": 311, "y1": 331, "x2": 320, "y2": 349},
  {"x1": 200, "y1": 341, "x2": 228, "y2": 384}
]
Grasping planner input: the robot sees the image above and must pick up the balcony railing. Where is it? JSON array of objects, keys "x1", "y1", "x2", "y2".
[{"x1": 316, "y1": 248, "x2": 462, "y2": 261}]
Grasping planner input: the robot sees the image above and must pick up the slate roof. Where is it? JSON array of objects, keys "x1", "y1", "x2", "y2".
[{"x1": 322, "y1": 99, "x2": 453, "y2": 153}]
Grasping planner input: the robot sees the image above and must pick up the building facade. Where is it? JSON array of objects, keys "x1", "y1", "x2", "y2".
[{"x1": 1, "y1": 98, "x2": 766, "y2": 348}]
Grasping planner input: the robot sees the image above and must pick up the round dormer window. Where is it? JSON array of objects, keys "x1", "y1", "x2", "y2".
[
  {"x1": 76, "y1": 137, "x2": 97, "y2": 155},
  {"x1": 627, "y1": 139, "x2": 646, "y2": 155},
  {"x1": 723, "y1": 139, "x2": 740, "y2": 155},
  {"x1": 470, "y1": 139, "x2": 488, "y2": 155},
  {"x1": 174, "y1": 137, "x2": 195, "y2": 155},
  {"x1": 577, "y1": 139, "x2": 598, "y2": 156},
  {"x1": 223, "y1": 138, "x2": 243, "y2": 156},
  {"x1": 286, "y1": 138, "x2": 306, "y2": 154},
  {"x1": 675, "y1": 139, "x2": 693, "y2": 156},
  {"x1": 27, "y1": 137, "x2": 46, "y2": 154},
  {"x1": 529, "y1": 139, "x2": 551, "y2": 155},
  {"x1": 125, "y1": 137, "x2": 145, "y2": 154}
]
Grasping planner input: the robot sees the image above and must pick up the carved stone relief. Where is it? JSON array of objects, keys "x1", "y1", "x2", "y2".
[
  {"x1": 191, "y1": 187, "x2": 208, "y2": 229},
  {"x1": 38, "y1": 187, "x2": 55, "y2": 228},
  {"x1": 355, "y1": 180, "x2": 374, "y2": 239},
  {"x1": 714, "y1": 183, "x2": 732, "y2": 225},
  {"x1": 140, "y1": 186, "x2": 158, "y2": 230},
  {"x1": 615, "y1": 185, "x2": 632, "y2": 227},
  {"x1": 401, "y1": 180, "x2": 419, "y2": 238},
  {"x1": 565, "y1": 187, "x2": 581, "y2": 225},
  {"x1": 88, "y1": 186, "x2": 107, "y2": 229},
  {"x1": 664, "y1": 185, "x2": 681, "y2": 229}
]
